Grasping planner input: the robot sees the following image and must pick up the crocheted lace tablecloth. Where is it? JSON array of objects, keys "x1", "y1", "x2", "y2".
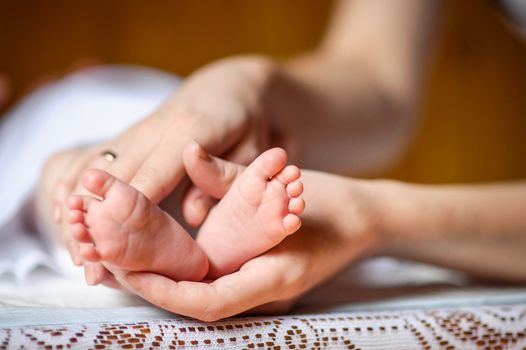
[{"x1": 1, "y1": 304, "x2": 525, "y2": 349}]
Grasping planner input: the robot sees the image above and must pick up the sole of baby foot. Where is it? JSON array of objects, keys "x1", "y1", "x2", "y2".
[
  {"x1": 195, "y1": 147, "x2": 305, "y2": 278},
  {"x1": 66, "y1": 169, "x2": 209, "y2": 281}
]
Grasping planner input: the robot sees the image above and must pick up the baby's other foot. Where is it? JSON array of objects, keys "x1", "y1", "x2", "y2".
[
  {"x1": 185, "y1": 144, "x2": 305, "y2": 278},
  {"x1": 66, "y1": 169, "x2": 208, "y2": 281}
]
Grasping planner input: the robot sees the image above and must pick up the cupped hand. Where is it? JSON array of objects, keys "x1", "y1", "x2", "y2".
[
  {"x1": 111, "y1": 165, "x2": 381, "y2": 321},
  {"x1": 115, "y1": 218, "x2": 370, "y2": 321},
  {"x1": 52, "y1": 56, "x2": 278, "y2": 267}
]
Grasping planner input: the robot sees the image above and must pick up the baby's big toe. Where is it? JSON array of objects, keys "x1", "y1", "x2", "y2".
[
  {"x1": 82, "y1": 169, "x2": 116, "y2": 198},
  {"x1": 250, "y1": 148, "x2": 288, "y2": 181}
]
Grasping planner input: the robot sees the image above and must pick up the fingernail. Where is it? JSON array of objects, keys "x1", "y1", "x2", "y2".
[
  {"x1": 53, "y1": 205, "x2": 62, "y2": 223},
  {"x1": 193, "y1": 142, "x2": 211, "y2": 161}
]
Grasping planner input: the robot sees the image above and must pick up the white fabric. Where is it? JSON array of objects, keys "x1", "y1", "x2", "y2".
[{"x1": 0, "y1": 65, "x2": 180, "y2": 283}]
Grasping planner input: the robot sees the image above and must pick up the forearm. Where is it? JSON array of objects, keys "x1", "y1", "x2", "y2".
[
  {"x1": 264, "y1": 0, "x2": 440, "y2": 174},
  {"x1": 266, "y1": 58, "x2": 414, "y2": 175},
  {"x1": 377, "y1": 180, "x2": 526, "y2": 281}
]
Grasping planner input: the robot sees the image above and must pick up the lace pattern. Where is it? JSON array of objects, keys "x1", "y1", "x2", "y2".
[{"x1": 1, "y1": 304, "x2": 525, "y2": 349}]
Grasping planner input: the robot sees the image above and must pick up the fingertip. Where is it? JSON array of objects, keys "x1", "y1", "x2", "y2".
[
  {"x1": 84, "y1": 264, "x2": 97, "y2": 286},
  {"x1": 84, "y1": 263, "x2": 110, "y2": 286}
]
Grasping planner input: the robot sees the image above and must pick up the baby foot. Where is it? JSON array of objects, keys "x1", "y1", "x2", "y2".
[
  {"x1": 66, "y1": 169, "x2": 209, "y2": 281},
  {"x1": 185, "y1": 143, "x2": 305, "y2": 278}
]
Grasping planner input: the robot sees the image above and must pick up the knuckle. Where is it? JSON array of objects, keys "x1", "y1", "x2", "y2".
[{"x1": 133, "y1": 166, "x2": 168, "y2": 193}]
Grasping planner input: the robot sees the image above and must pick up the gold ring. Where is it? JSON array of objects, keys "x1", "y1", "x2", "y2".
[{"x1": 101, "y1": 150, "x2": 117, "y2": 162}]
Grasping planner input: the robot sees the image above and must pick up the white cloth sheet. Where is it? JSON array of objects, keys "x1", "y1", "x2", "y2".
[{"x1": 0, "y1": 65, "x2": 179, "y2": 282}]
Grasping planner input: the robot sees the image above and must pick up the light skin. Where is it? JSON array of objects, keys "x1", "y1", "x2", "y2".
[
  {"x1": 33, "y1": 0, "x2": 526, "y2": 320},
  {"x1": 36, "y1": 135, "x2": 526, "y2": 321},
  {"x1": 63, "y1": 145, "x2": 304, "y2": 282},
  {"x1": 111, "y1": 149, "x2": 526, "y2": 321},
  {"x1": 51, "y1": 0, "x2": 439, "y2": 270}
]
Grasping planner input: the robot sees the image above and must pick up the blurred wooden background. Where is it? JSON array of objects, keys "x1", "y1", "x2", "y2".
[{"x1": 1, "y1": 0, "x2": 525, "y2": 183}]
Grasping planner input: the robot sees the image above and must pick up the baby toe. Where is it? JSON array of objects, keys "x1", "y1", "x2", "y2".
[
  {"x1": 82, "y1": 169, "x2": 115, "y2": 198},
  {"x1": 283, "y1": 213, "x2": 302, "y2": 235},
  {"x1": 286, "y1": 180, "x2": 304, "y2": 198},
  {"x1": 67, "y1": 209, "x2": 85, "y2": 224},
  {"x1": 67, "y1": 195, "x2": 95, "y2": 212},
  {"x1": 79, "y1": 243, "x2": 101, "y2": 262},
  {"x1": 275, "y1": 165, "x2": 301, "y2": 185},
  {"x1": 288, "y1": 197, "x2": 305, "y2": 215},
  {"x1": 67, "y1": 195, "x2": 84, "y2": 210},
  {"x1": 70, "y1": 223, "x2": 93, "y2": 243}
]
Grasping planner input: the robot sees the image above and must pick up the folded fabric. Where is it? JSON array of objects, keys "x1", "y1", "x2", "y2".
[{"x1": 0, "y1": 65, "x2": 180, "y2": 281}]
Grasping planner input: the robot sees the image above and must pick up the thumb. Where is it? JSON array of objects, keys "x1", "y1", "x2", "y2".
[{"x1": 182, "y1": 141, "x2": 245, "y2": 199}]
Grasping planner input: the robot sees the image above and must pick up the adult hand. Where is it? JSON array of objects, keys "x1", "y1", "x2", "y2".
[
  {"x1": 116, "y1": 213, "x2": 374, "y2": 321},
  {"x1": 52, "y1": 56, "x2": 278, "y2": 266},
  {"x1": 113, "y1": 167, "x2": 382, "y2": 321}
]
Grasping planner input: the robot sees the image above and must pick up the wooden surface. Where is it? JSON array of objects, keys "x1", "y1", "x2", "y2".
[
  {"x1": 1, "y1": 0, "x2": 525, "y2": 183},
  {"x1": 388, "y1": 1, "x2": 526, "y2": 183}
]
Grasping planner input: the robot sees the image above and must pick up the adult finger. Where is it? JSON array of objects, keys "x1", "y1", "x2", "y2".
[
  {"x1": 181, "y1": 184, "x2": 217, "y2": 227},
  {"x1": 119, "y1": 255, "x2": 289, "y2": 322},
  {"x1": 245, "y1": 298, "x2": 298, "y2": 316},
  {"x1": 183, "y1": 141, "x2": 244, "y2": 199},
  {"x1": 80, "y1": 120, "x2": 159, "y2": 186},
  {"x1": 54, "y1": 146, "x2": 101, "y2": 214},
  {"x1": 129, "y1": 111, "x2": 238, "y2": 203},
  {"x1": 84, "y1": 263, "x2": 113, "y2": 286}
]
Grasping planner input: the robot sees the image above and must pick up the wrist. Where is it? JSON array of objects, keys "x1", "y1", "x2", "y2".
[
  {"x1": 342, "y1": 179, "x2": 415, "y2": 257},
  {"x1": 327, "y1": 177, "x2": 392, "y2": 259},
  {"x1": 368, "y1": 180, "x2": 426, "y2": 255}
]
